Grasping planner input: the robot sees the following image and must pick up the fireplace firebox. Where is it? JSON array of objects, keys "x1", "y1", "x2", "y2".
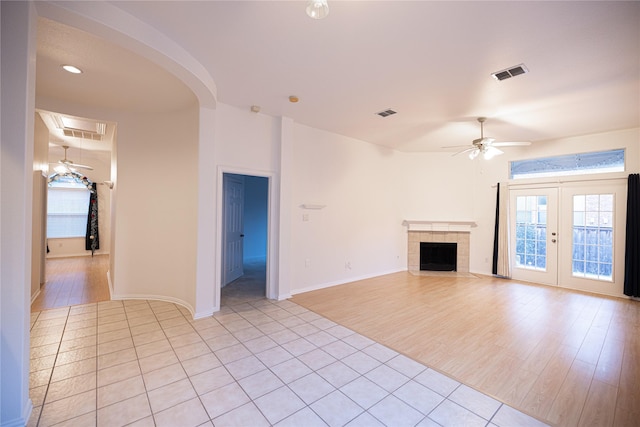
[{"x1": 420, "y1": 242, "x2": 457, "y2": 271}]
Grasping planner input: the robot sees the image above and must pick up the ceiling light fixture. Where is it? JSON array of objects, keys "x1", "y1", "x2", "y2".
[
  {"x1": 62, "y1": 64, "x2": 83, "y2": 74},
  {"x1": 306, "y1": 0, "x2": 329, "y2": 19}
]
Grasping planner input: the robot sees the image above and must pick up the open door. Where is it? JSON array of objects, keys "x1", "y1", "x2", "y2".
[{"x1": 222, "y1": 174, "x2": 244, "y2": 286}]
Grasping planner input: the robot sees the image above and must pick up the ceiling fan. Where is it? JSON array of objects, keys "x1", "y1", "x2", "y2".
[
  {"x1": 450, "y1": 117, "x2": 531, "y2": 159},
  {"x1": 54, "y1": 145, "x2": 94, "y2": 171}
]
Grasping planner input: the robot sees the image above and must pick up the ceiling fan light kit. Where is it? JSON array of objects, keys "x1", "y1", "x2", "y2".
[
  {"x1": 306, "y1": 0, "x2": 329, "y2": 19},
  {"x1": 450, "y1": 117, "x2": 531, "y2": 160}
]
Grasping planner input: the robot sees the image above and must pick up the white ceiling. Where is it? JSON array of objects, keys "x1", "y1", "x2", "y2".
[{"x1": 35, "y1": 1, "x2": 639, "y2": 153}]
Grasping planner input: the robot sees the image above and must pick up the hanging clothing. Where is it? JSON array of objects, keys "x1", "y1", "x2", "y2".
[{"x1": 85, "y1": 182, "x2": 99, "y2": 256}]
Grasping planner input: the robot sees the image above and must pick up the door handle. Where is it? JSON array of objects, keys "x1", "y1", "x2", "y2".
[
  {"x1": 551, "y1": 239, "x2": 556, "y2": 243},
  {"x1": 240, "y1": 234, "x2": 245, "y2": 237}
]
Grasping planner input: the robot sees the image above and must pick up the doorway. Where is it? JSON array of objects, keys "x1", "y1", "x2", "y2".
[
  {"x1": 509, "y1": 180, "x2": 627, "y2": 297},
  {"x1": 221, "y1": 173, "x2": 269, "y2": 304}
]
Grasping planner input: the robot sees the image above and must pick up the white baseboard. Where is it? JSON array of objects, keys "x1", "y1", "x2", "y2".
[
  {"x1": 30, "y1": 288, "x2": 41, "y2": 304},
  {"x1": 0, "y1": 399, "x2": 33, "y2": 427},
  {"x1": 46, "y1": 251, "x2": 110, "y2": 259},
  {"x1": 110, "y1": 293, "x2": 195, "y2": 319},
  {"x1": 194, "y1": 309, "x2": 216, "y2": 319},
  {"x1": 106, "y1": 270, "x2": 113, "y2": 300}
]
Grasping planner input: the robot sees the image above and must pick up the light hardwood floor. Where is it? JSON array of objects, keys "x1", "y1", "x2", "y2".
[
  {"x1": 292, "y1": 271, "x2": 640, "y2": 427},
  {"x1": 31, "y1": 255, "x2": 110, "y2": 311}
]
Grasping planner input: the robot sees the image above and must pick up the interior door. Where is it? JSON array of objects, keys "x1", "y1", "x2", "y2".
[
  {"x1": 222, "y1": 174, "x2": 244, "y2": 286},
  {"x1": 558, "y1": 181, "x2": 626, "y2": 297},
  {"x1": 510, "y1": 188, "x2": 559, "y2": 286}
]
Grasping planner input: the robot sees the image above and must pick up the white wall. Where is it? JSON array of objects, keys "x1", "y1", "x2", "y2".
[
  {"x1": 289, "y1": 125, "x2": 406, "y2": 293},
  {"x1": 1, "y1": 2, "x2": 36, "y2": 425},
  {"x1": 112, "y1": 107, "x2": 199, "y2": 309},
  {"x1": 211, "y1": 104, "x2": 282, "y2": 305},
  {"x1": 213, "y1": 104, "x2": 281, "y2": 172},
  {"x1": 32, "y1": 114, "x2": 49, "y2": 299}
]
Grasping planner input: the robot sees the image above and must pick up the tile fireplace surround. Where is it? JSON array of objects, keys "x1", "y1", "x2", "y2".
[{"x1": 403, "y1": 221, "x2": 476, "y2": 273}]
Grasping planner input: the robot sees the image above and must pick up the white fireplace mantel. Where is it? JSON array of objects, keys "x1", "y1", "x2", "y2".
[{"x1": 402, "y1": 220, "x2": 477, "y2": 232}]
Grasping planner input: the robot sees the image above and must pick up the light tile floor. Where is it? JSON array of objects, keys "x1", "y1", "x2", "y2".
[{"x1": 28, "y1": 297, "x2": 549, "y2": 426}]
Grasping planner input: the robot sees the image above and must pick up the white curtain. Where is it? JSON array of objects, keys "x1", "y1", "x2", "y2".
[{"x1": 496, "y1": 182, "x2": 511, "y2": 277}]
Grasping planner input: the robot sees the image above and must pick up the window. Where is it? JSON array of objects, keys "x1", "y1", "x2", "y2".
[
  {"x1": 515, "y1": 195, "x2": 547, "y2": 270},
  {"x1": 572, "y1": 194, "x2": 614, "y2": 281},
  {"x1": 47, "y1": 184, "x2": 90, "y2": 238},
  {"x1": 510, "y1": 149, "x2": 624, "y2": 179}
]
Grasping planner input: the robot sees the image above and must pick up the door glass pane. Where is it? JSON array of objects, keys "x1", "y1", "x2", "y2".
[
  {"x1": 515, "y1": 195, "x2": 547, "y2": 270},
  {"x1": 572, "y1": 194, "x2": 613, "y2": 281}
]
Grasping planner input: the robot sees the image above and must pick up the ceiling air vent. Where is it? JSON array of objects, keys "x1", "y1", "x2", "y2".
[
  {"x1": 376, "y1": 109, "x2": 397, "y2": 118},
  {"x1": 63, "y1": 129, "x2": 103, "y2": 141},
  {"x1": 491, "y1": 64, "x2": 529, "y2": 81},
  {"x1": 53, "y1": 115, "x2": 106, "y2": 141}
]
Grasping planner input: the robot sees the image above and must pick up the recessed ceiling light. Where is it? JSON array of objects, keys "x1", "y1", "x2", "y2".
[{"x1": 62, "y1": 65, "x2": 82, "y2": 74}]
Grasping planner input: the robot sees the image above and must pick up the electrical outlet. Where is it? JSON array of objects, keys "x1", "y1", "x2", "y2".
[
  {"x1": 302, "y1": 214, "x2": 309, "y2": 222},
  {"x1": 305, "y1": 258, "x2": 311, "y2": 267}
]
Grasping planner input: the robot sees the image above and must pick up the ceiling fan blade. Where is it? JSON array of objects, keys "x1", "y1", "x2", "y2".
[
  {"x1": 491, "y1": 141, "x2": 531, "y2": 147},
  {"x1": 71, "y1": 163, "x2": 94, "y2": 170},
  {"x1": 59, "y1": 159, "x2": 94, "y2": 170},
  {"x1": 452, "y1": 147, "x2": 476, "y2": 157},
  {"x1": 483, "y1": 146, "x2": 504, "y2": 159},
  {"x1": 442, "y1": 145, "x2": 475, "y2": 149}
]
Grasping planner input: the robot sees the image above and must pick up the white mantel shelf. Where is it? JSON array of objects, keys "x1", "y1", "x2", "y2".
[{"x1": 402, "y1": 220, "x2": 477, "y2": 232}]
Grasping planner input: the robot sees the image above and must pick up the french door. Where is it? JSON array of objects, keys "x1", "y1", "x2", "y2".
[
  {"x1": 510, "y1": 180, "x2": 626, "y2": 297},
  {"x1": 558, "y1": 182, "x2": 626, "y2": 296},
  {"x1": 510, "y1": 188, "x2": 559, "y2": 286}
]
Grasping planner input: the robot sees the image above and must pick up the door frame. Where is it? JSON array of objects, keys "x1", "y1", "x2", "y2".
[{"x1": 215, "y1": 166, "x2": 278, "y2": 307}]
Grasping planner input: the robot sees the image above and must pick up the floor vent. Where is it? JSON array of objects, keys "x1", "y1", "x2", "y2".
[
  {"x1": 491, "y1": 64, "x2": 529, "y2": 81},
  {"x1": 376, "y1": 109, "x2": 397, "y2": 117}
]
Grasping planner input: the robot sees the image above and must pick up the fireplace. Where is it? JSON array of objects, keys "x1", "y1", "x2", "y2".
[
  {"x1": 420, "y1": 242, "x2": 457, "y2": 271},
  {"x1": 404, "y1": 220, "x2": 475, "y2": 273}
]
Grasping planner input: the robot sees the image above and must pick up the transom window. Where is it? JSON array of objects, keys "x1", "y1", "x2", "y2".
[{"x1": 510, "y1": 149, "x2": 624, "y2": 179}]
